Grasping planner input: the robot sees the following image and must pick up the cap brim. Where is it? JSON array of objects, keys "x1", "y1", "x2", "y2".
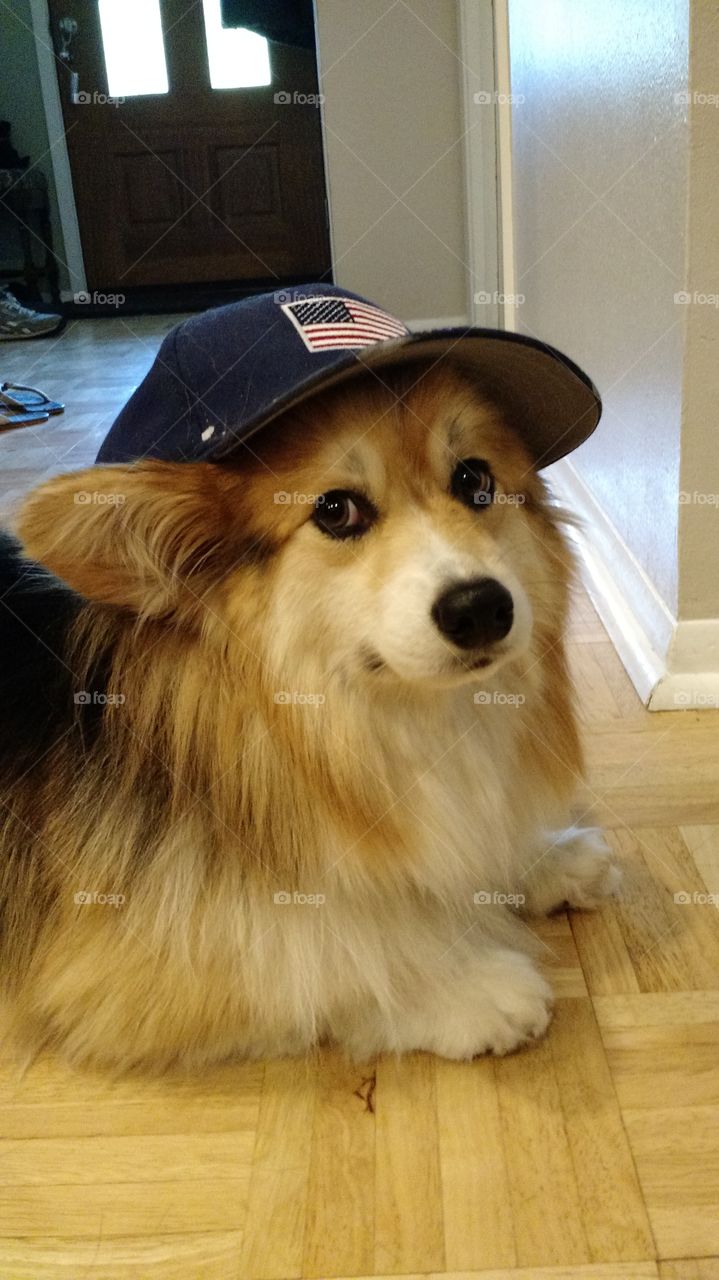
[{"x1": 210, "y1": 327, "x2": 601, "y2": 470}]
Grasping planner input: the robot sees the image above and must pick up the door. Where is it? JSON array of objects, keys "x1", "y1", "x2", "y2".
[{"x1": 46, "y1": 0, "x2": 331, "y2": 290}]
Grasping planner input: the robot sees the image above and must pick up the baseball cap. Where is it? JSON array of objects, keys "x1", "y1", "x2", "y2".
[{"x1": 96, "y1": 283, "x2": 601, "y2": 470}]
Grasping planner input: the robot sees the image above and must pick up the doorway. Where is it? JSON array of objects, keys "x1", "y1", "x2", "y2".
[{"x1": 46, "y1": 0, "x2": 331, "y2": 295}]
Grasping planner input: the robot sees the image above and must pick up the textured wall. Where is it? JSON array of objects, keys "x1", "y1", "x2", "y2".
[
  {"x1": 315, "y1": 0, "x2": 468, "y2": 322},
  {"x1": 508, "y1": 0, "x2": 690, "y2": 614},
  {"x1": 677, "y1": 0, "x2": 719, "y2": 619}
]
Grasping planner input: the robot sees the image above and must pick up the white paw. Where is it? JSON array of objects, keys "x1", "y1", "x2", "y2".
[
  {"x1": 543, "y1": 827, "x2": 621, "y2": 911},
  {"x1": 417, "y1": 950, "x2": 554, "y2": 1060}
]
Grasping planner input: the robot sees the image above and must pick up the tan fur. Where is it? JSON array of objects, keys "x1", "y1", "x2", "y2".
[{"x1": 3, "y1": 363, "x2": 616, "y2": 1072}]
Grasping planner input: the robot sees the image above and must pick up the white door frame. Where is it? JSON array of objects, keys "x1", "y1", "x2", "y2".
[{"x1": 30, "y1": 0, "x2": 87, "y2": 298}]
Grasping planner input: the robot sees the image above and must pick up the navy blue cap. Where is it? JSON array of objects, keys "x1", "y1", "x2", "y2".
[{"x1": 97, "y1": 283, "x2": 601, "y2": 470}]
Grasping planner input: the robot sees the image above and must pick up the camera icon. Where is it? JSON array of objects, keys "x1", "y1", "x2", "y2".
[
  {"x1": 74, "y1": 890, "x2": 92, "y2": 904},
  {"x1": 674, "y1": 290, "x2": 691, "y2": 304},
  {"x1": 473, "y1": 691, "x2": 491, "y2": 705},
  {"x1": 673, "y1": 689, "x2": 691, "y2": 705},
  {"x1": 474, "y1": 290, "x2": 492, "y2": 304},
  {"x1": 274, "y1": 91, "x2": 292, "y2": 105},
  {"x1": 74, "y1": 291, "x2": 91, "y2": 305},
  {"x1": 474, "y1": 91, "x2": 492, "y2": 105},
  {"x1": 74, "y1": 691, "x2": 92, "y2": 705},
  {"x1": 273, "y1": 290, "x2": 292, "y2": 304},
  {"x1": 73, "y1": 90, "x2": 91, "y2": 105},
  {"x1": 473, "y1": 890, "x2": 492, "y2": 904},
  {"x1": 673, "y1": 890, "x2": 691, "y2": 904},
  {"x1": 273, "y1": 890, "x2": 292, "y2": 904},
  {"x1": 673, "y1": 91, "x2": 691, "y2": 105},
  {"x1": 73, "y1": 490, "x2": 92, "y2": 504},
  {"x1": 274, "y1": 491, "x2": 291, "y2": 504},
  {"x1": 274, "y1": 691, "x2": 291, "y2": 704}
]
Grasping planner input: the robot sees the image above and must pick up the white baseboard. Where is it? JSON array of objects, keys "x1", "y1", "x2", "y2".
[
  {"x1": 406, "y1": 314, "x2": 470, "y2": 332},
  {"x1": 550, "y1": 458, "x2": 719, "y2": 710}
]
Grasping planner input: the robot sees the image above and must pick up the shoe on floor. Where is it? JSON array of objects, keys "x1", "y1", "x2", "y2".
[{"x1": 0, "y1": 287, "x2": 64, "y2": 341}]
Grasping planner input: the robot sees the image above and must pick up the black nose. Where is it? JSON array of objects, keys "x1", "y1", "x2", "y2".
[{"x1": 432, "y1": 577, "x2": 514, "y2": 649}]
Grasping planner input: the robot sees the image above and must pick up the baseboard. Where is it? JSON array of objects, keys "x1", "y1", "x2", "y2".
[
  {"x1": 406, "y1": 314, "x2": 470, "y2": 332},
  {"x1": 550, "y1": 458, "x2": 719, "y2": 710}
]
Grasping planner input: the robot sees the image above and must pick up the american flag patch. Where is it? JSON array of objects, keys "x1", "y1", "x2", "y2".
[{"x1": 280, "y1": 296, "x2": 409, "y2": 353}]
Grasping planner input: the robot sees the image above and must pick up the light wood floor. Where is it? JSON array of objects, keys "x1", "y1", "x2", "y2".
[{"x1": 1, "y1": 321, "x2": 719, "y2": 1280}]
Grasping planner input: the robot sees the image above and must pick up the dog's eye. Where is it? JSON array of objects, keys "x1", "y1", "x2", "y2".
[
  {"x1": 451, "y1": 458, "x2": 495, "y2": 510},
  {"x1": 313, "y1": 490, "x2": 375, "y2": 539}
]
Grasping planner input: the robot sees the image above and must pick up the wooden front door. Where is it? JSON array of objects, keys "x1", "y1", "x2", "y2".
[{"x1": 46, "y1": 0, "x2": 331, "y2": 290}]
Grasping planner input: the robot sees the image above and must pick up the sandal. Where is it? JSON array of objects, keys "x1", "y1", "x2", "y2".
[
  {"x1": 0, "y1": 381, "x2": 64, "y2": 415},
  {"x1": 0, "y1": 408, "x2": 50, "y2": 430}
]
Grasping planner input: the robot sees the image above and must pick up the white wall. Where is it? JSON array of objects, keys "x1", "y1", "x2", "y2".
[
  {"x1": 315, "y1": 0, "x2": 470, "y2": 324},
  {"x1": 507, "y1": 0, "x2": 689, "y2": 616},
  {"x1": 0, "y1": 0, "x2": 70, "y2": 294}
]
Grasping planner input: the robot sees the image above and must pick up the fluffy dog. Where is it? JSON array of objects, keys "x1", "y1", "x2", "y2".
[{"x1": 0, "y1": 361, "x2": 618, "y2": 1071}]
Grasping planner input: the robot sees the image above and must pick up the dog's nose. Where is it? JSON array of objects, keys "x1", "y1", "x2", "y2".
[{"x1": 432, "y1": 577, "x2": 514, "y2": 649}]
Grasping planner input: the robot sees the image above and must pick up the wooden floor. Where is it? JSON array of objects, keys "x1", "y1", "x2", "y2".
[{"x1": 1, "y1": 321, "x2": 719, "y2": 1280}]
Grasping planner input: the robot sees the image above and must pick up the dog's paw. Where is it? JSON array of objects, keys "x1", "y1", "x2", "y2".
[
  {"x1": 427, "y1": 950, "x2": 554, "y2": 1059},
  {"x1": 523, "y1": 827, "x2": 621, "y2": 915}
]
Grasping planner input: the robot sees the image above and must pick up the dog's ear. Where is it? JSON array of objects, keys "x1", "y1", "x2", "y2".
[{"x1": 17, "y1": 461, "x2": 247, "y2": 616}]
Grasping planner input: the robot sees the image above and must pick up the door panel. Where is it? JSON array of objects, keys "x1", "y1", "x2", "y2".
[{"x1": 47, "y1": 0, "x2": 331, "y2": 290}]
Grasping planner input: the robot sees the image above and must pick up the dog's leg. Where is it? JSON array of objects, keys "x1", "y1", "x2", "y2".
[
  {"x1": 339, "y1": 944, "x2": 553, "y2": 1061},
  {"x1": 519, "y1": 826, "x2": 621, "y2": 916}
]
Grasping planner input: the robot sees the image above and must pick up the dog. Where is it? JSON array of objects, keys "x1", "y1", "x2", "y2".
[{"x1": 0, "y1": 359, "x2": 619, "y2": 1072}]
